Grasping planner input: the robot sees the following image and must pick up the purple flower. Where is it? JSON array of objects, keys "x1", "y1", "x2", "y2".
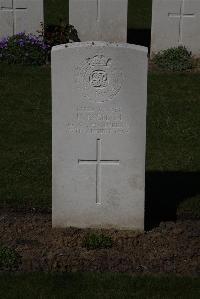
[
  {"x1": 0, "y1": 36, "x2": 9, "y2": 49},
  {"x1": 0, "y1": 32, "x2": 50, "y2": 65},
  {"x1": 16, "y1": 39, "x2": 25, "y2": 47},
  {"x1": 17, "y1": 31, "x2": 25, "y2": 36},
  {"x1": 41, "y1": 45, "x2": 47, "y2": 50}
]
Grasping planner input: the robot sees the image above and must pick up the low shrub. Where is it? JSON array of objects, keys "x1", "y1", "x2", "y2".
[
  {"x1": 153, "y1": 46, "x2": 193, "y2": 71},
  {"x1": 42, "y1": 22, "x2": 80, "y2": 48},
  {"x1": 0, "y1": 246, "x2": 21, "y2": 271},
  {"x1": 177, "y1": 195, "x2": 200, "y2": 220},
  {"x1": 83, "y1": 233, "x2": 113, "y2": 250},
  {"x1": 0, "y1": 32, "x2": 50, "y2": 65}
]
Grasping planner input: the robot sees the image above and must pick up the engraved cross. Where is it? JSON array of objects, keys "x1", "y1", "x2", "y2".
[
  {"x1": 78, "y1": 139, "x2": 120, "y2": 205},
  {"x1": 0, "y1": 0, "x2": 27, "y2": 35},
  {"x1": 168, "y1": 0, "x2": 195, "y2": 44},
  {"x1": 96, "y1": 0, "x2": 101, "y2": 22}
]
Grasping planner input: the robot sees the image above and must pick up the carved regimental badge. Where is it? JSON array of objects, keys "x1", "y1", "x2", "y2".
[{"x1": 75, "y1": 55, "x2": 124, "y2": 103}]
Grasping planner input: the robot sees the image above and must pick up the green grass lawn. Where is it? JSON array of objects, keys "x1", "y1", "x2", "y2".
[
  {"x1": 147, "y1": 73, "x2": 200, "y2": 171},
  {"x1": 0, "y1": 65, "x2": 51, "y2": 207},
  {"x1": 0, "y1": 65, "x2": 200, "y2": 208},
  {"x1": 44, "y1": 0, "x2": 152, "y2": 29},
  {"x1": 0, "y1": 273, "x2": 199, "y2": 299}
]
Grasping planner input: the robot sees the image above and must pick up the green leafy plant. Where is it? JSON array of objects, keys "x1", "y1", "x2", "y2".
[
  {"x1": 40, "y1": 20, "x2": 80, "y2": 48},
  {"x1": 0, "y1": 32, "x2": 50, "y2": 65},
  {"x1": 83, "y1": 233, "x2": 113, "y2": 250},
  {"x1": 153, "y1": 46, "x2": 193, "y2": 71},
  {"x1": 0, "y1": 246, "x2": 21, "y2": 270},
  {"x1": 177, "y1": 195, "x2": 200, "y2": 220}
]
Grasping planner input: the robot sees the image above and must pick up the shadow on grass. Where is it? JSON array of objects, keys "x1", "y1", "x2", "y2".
[
  {"x1": 145, "y1": 171, "x2": 200, "y2": 230},
  {"x1": 0, "y1": 272, "x2": 200, "y2": 298},
  {"x1": 127, "y1": 28, "x2": 151, "y2": 50}
]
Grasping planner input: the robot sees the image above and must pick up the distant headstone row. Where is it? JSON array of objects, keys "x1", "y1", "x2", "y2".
[
  {"x1": 0, "y1": 0, "x2": 199, "y2": 55},
  {"x1": 70, "y1": 0, "x2": 200, "y2": 56}
]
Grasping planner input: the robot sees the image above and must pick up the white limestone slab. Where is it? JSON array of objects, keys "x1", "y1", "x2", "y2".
[
  {"x1": 0, "y1": 0, "x2": 43, "y2": 38},
  {"x1": 69, "y1": 0, "x2": 128, "y2": 42},
  {"x1": 52, "y1": 42, "x2": 148, "y2": 230},
  {"x1": 151, "y1": 0, "x2": 200, "y2": 56}
]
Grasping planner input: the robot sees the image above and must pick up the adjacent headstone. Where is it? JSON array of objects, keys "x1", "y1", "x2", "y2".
[
  {"x1": 69, "y1": 0, "x2": 128, "y2": 42},
  {"x1": 0, "y1": 0, "x2": 43, "y2": 38},
  {"x1": 151, "y1": 0, "x2": 200, "y2": 56},
  {"x1": 52, "y1": 42, "x2": 148, "y2": 230}
]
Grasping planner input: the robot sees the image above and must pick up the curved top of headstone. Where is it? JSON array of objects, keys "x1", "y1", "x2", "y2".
[
  {"x1": 52, "y1": 41, "x2": 148, "y2": 104},
  {"x1": 52, "y1": 42, "x2": 148, "y2": 54}
]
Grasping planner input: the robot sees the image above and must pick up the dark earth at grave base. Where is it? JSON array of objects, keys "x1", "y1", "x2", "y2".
[{"x1": 0, "y1": 209, "x2": 199, "y2": 275}]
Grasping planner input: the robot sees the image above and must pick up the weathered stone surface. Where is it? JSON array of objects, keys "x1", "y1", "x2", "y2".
[
  {"x1": 52, "y1": 42, "x2": 148, "y2": 230},
  {"x1": 0, "y1": 0, "x2": 43, "y2": 38},
  {"x1": 151, "y1": 0, "x2": 200, "y2": 56},
  {"x1": 69, "y1": 0, "x2": 128, "y2": 42}
]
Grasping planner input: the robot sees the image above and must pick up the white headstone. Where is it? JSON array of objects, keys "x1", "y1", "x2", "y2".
[
  {"x1": 52, "y1": 42, "x2": 148, "y2": 230},
  {"x1": 151, "y1": 0, "x2": 200, "y2": 56},
  {"x1": 0, "y1": 0, "x2": 43, "y2": 38},
  {"x1": 69, "y1": 0, "x2": 128, "y2": 42}
]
